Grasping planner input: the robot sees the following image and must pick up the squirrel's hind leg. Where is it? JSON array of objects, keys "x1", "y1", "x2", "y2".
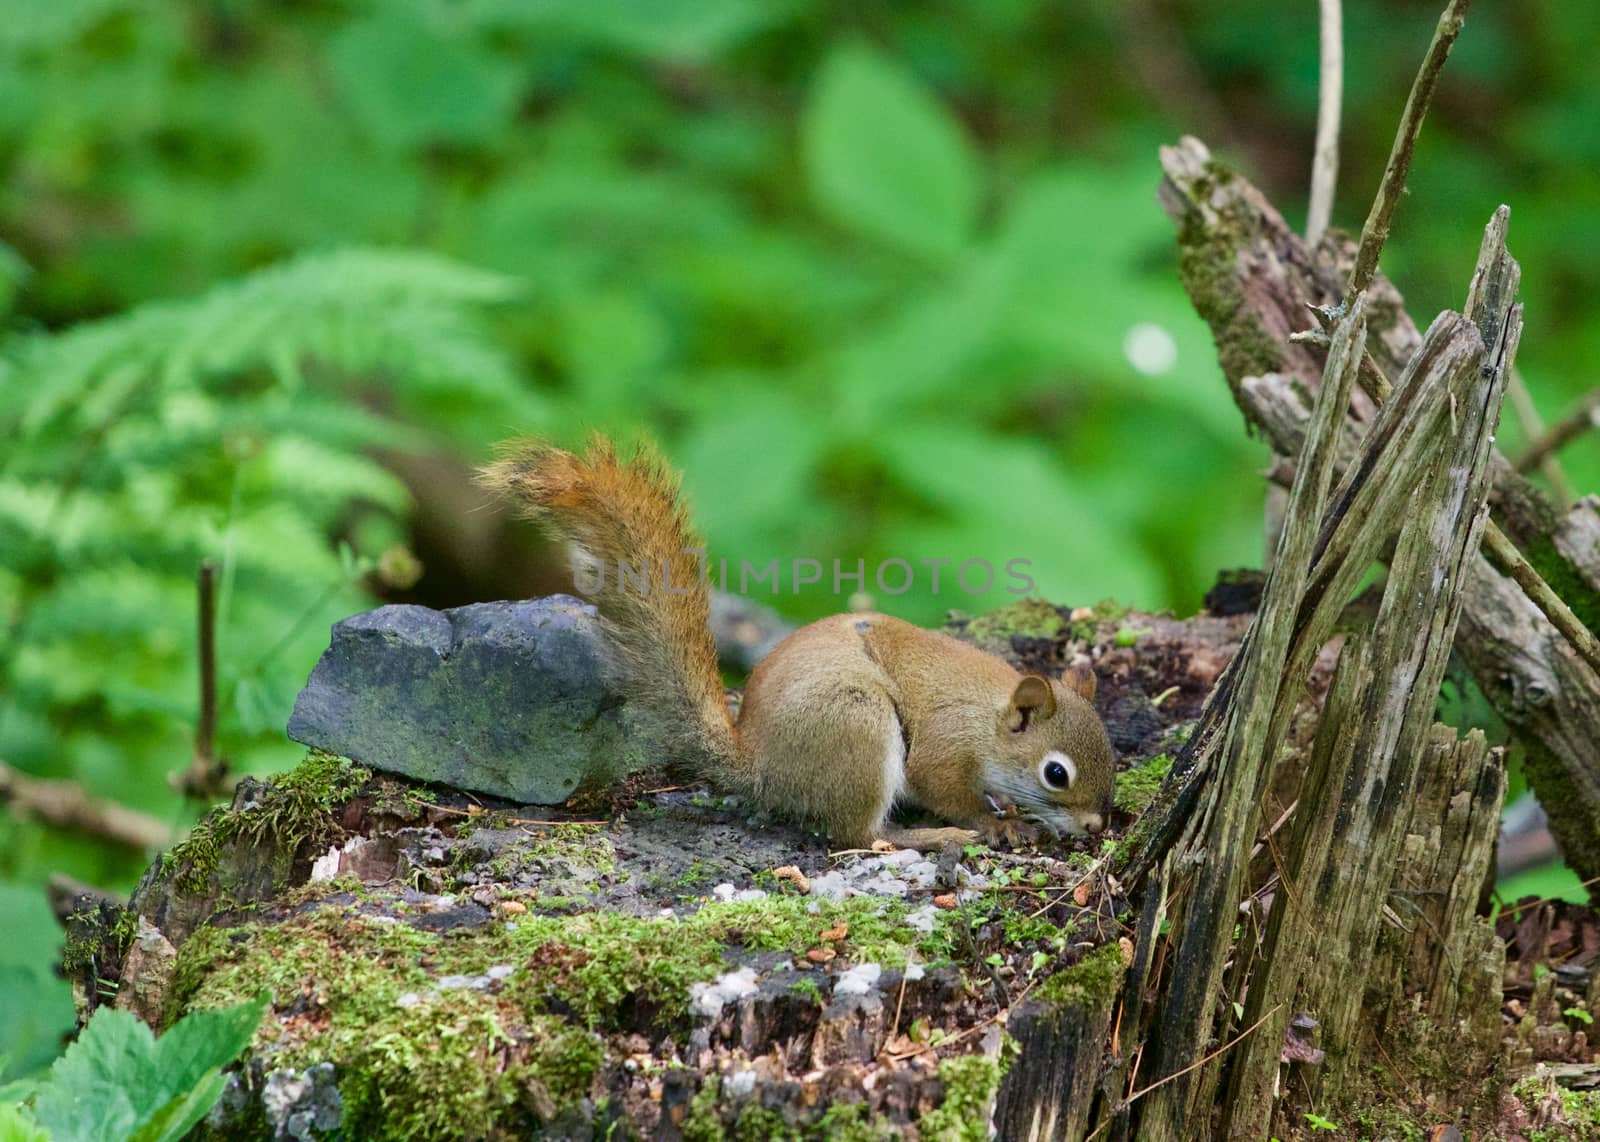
[{"x1": 743, "y1": 677, "x2": 907, "y2": 849}]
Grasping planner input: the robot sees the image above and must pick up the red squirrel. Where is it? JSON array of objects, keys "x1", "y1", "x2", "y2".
[{"x1": 480, "y1": 436, "x2": 1116, "y2": 850}]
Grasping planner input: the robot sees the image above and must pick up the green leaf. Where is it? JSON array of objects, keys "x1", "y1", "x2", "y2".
[
  {"x1": 874, "y1": 425, "x2": 1163, "y2": 614},
  {"x1": 0, "y1": 0, "x2": 127, "y2": 51},
  {"x1": 802, "y1": 43, "x2": 980, "y2": 261},
  {"x1": 0, "y1": 884, "x2": 74, "y2": 1083},
  {"x1": 127, "y1": 1072, "x2": 227, "y2": 1142},
  {"x1": 0, "y1": 1102, "x2": 50, "y2": 1142},
  {"x1": 28, "y1": 999, "x2": 263, "y2": 1142},
  {"x1": 474, "y1": 0, "x2": 790, "y2": 61},
  {"x1": 148, "y1": 1001, "x2": 263, "y2": 1101},
  {"x1": 29, "y1": 1010, "x2": 156, "y2": 1142},
  {"x1": 329, "y1": 9, "x2": 520, "y2": 149}
]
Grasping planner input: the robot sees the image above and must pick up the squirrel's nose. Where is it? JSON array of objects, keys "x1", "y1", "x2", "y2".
[{"x1": 1082, "y1": 813, "x2": 1105, "y2": 835}]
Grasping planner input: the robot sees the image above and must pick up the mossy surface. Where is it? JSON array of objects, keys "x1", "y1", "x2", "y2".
[
  {"x1": 917, "y1": 1056, "x2": 1003, "y2": 1142},
  {"x1": 963, "y1": 599, "x2": 1065, "y2": 642},
  {"x1": 1113, "y1": 753, "x2": 1174, "y2": 814},
  {"x1": 164, "y1": 751, "x2": 371, "y2": 897},
  {"x1": 1065, "y1": 598, "x2": 1133, "y2": 643},
  {"x1": 1171, "y1": 157, "x2": 1285, "y2": 396},
  {"x1": 162, "y1": 838, "x2": 1123, "y2": 1139},
  {"x1": 1509, "y1": 1073, "x2": 1600, "y2": 1142},
  {"x1": 122, "y1": 728, "x2": 1139, "y2": 1138},
  {"x1": 1033, "y1": 941, "x2": 1125, "y2": 1007},
  {"x1": 176, "y1": 894, "x2": 956, "y2": 1031}
]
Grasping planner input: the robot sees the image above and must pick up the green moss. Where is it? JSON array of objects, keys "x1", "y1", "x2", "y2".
[
  {"x1": 1173, "y1": 160, "x2": 1284, "y2": 390},
  {"x1": 1034, "y1": 942, "x2": 1125, "y2": 1008},
  {"x1": 166, "y1": 836, "x2": 1068, "y2": 1137},
  {"x1": 812, "y1": 1101, "x2": 896, "y2": 1141},
  {"x1": 964, "y1": 599, "x2": 1065, "y2": 642},
  {"x1": 1510, "y1": 1075, "x2": 1600, "y2": 1142},
  {"x1": 1065, "y1": 598, "x2": 1133, "y2": 643},
  {"x1": 788, "y1": 977, "x2": 824, "y2": 1006},
  {"x1": 539, "y1": 823, "x2": 617, "y2": 872},
  {"x1": 919, "y1": 1056, "x2": 1002, "y2": 1142},
  {"x1": 682, "y1": 1075, "x2": 726, "y2": 1142},
  {"x1": 165, "y1": 751, "x2": 371, "y2": 896},
  {"x1": 705, "y1": 895, "x2": 936, "y2": 967},
  {"x1": 676, "y1": 859, "x2": 716, "y2": 889},
  {"x1": 174, "y1": 893, "x2": 953, "y2": 1043},
  {"x1": 1000, "y1": 909, "x2": 1069, "y2": 948},
  {"x1": 1525, "y1": 535, "x2": 1600, "y2": 636},
  {"x1": 62, "y1": 902, "x2": 135, "y2": 976},
  {"x1": 1114, "y1": 753, "x2": 1174, "y2": 814},
  {"x1": 369, "y1": 776, "x2": 429, "y2": 819},
  {"x1": 1353, "y1": 1106, "x2": 1426, "y2": 1141},
  {"x1": 733, "y1": 1102, "x2": 800, "y2": 1142}
]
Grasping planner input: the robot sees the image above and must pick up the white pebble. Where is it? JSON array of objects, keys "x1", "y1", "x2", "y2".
[
  {"x1": 872, "y1": 849, "x2": 921, "y2": 869},
  {"x1": 855, "y1": 874, "x2": 909, "y2": 897},
  {"x1": 309, "y1": 845, "x2": 341, "y2": 883},
  {"x1": 808, "y1": 872, "x2": 853, "y2": 900},
  {"x1": 833, "y1": 963, "x2": 883, "y2": 997},
  {"x1": 688, "y1": 967, "x2": 760, "y2": 1018}
]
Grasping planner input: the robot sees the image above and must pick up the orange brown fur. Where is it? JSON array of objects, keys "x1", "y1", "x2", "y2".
[{"x1": 480, "y1": 436, "x2": 1116, "y2": 850}]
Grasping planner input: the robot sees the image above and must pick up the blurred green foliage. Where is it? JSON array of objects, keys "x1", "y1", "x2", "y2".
[{"x1": 0, "y1": 0, "x2": 1595, "y2": 1077}]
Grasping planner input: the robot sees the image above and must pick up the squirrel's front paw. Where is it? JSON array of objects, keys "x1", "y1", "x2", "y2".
[{"x1": 975, "y1": 817, "x2": 1041, "y2": 847}]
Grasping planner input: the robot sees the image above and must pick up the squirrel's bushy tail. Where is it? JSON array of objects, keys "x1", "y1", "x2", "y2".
[{"x1": 478, "y1": 436, "x2": 744, "y2": 782}]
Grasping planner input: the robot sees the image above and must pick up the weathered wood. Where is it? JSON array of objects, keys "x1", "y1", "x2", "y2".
[
  {"x1": 1114, "y1": 196, "x2": 1523, "y2": 1140},
  {"x1": 1221, "y1": 204, "x2": 1511, "y2": 1138},
  {"x1": 1396, "y1": 726, "x2": 1506, "y2": 1048},
  {"x1": 1120, "y1": 310, "x2": 1492, "y2": 888},
  {"x1": 1130, "y1": 293, "x2": 1369, "y2": 1141},
  {"x1": 994, "y1": 961, "x2": 1121, "y2": 1141},
  {"x1": 1159, "y1": 135, "x2": 1600, "y2": 892}
]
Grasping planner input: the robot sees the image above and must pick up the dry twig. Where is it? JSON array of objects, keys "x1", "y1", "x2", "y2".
[
  {"x1": 1, "y1": 759, "x2": 175, "y2": 850},
  {"x1": 1306, "y1": 0, "x2": 1343, "y2": 244},
  {"x1": 1514, "y1": 387, "x2": 1600, "y2": 476},
  {"x1": 1481, "y1": 521, "x2": 1600, "y2": 675},
  {"x1": 1507, "y1": 369, "x2": 1574, "y2": 505},
  {"x1": 1344, "y1": 0, "x2": 1471, "y2": 307}
]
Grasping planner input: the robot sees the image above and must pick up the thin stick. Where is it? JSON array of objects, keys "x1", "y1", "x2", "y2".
[
  {"x1": 1500, "y1": 872, "x2": 1600, "y2": 914},
  {"x1": 1306, "y1": 0, "x2": 1343, "y2": 245},
  {"x1": 1343, "y1": 0, "x2": 1472, "y2": 308},
  {"x1": 889, "y1": 964, "x2": 911, "y2": 1044},
  {"x1": 415, "y1": 801, "x2": 606, "y2": 828},
  {"x1": 195, "y1": 561, "x2": 218, "y2": 771},
  {"x1": 1514, "y1": 387, "x2": 1600, "y2": 476},
  {"x1": 1506, "y1": 368, "x2": 1573, "y2": 506},
  {"x1": 0, "y1": 759, "x2": 174, "y2": 850},
  {"x1": 1481, "y1": 520, "x2": 1600, "y2": 676}
]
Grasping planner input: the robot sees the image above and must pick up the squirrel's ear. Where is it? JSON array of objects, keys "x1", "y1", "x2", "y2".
[
  {"x1": 1007, "y1": 676, "x2": 1057, "y2": 731},
  {"x1": 1061, "y1": 664, "x2": 1097, "y2": 703}
]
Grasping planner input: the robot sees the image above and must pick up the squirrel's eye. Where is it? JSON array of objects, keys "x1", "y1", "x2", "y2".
[{"x1": 1040, "y1": 754, "x2": 1075, "y2": 790}]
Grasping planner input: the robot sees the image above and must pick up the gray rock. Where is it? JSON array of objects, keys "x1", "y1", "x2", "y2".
[{"x1": 287, "y1": 596, "x2": 652, "y2": 804}]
